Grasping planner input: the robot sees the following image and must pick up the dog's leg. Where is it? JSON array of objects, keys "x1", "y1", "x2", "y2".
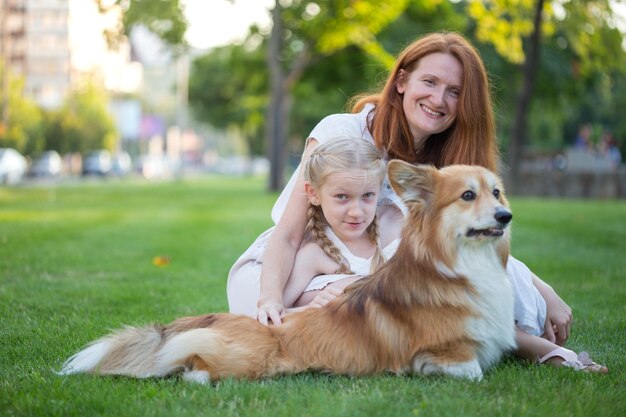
[
  {"x1": 182, "y1": 370, "x2": 210, "y2": 384},
  {"x1": 412, "y1": 352, "x2": 483, "y2": 380},
  {"x1": 438, "y1": 360, "x2": 483, "y2": 381},
  {"x1": 181, "y1": 355, "x2": 211, "y2": 384}
]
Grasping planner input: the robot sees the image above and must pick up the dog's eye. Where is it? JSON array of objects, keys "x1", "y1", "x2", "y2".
[
  {"x1": 493, "y1": 189, "x2": 500, "y2": 199},
  {"x1": 461, "y1": 190, "x2": 476, "y2": 201}
]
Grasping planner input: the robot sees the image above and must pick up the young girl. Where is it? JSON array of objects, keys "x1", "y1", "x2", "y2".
[{"x1": 280, "y1": 138, "x2": 400, "y2": 309}]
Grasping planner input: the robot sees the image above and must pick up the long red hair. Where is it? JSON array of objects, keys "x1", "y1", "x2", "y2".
[{"x1": 351, "y1": 32, "x2": 498, "y2": 171}]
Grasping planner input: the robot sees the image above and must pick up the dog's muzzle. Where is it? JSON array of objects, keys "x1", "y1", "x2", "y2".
[{"x1": 466, "y1": 207, "x2": 512, "y2": 237}]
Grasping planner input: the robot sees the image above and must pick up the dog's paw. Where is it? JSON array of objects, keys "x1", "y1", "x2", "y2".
[
  {"x1": 182, "y1": 370, "x2": 210, "y2": 384},
  {"x1": 441, "y1": 360, "x2": 483, "y2": 380}
]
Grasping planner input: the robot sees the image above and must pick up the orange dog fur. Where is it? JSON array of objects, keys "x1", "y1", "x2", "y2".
[{"x1": 59, "y1": 161, "x2": 516, "y2": 382}]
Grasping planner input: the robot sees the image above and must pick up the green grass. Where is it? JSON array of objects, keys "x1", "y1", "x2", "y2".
[{"x1": 1, "y1": 177, "x2": 624, "y2": 417}]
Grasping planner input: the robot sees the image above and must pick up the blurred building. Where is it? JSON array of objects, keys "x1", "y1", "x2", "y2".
[{"x1": 1, "y1": 0, "x2": 141, "y2": 109}]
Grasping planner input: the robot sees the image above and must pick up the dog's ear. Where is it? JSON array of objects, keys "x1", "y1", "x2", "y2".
[{"x1": 387, "y1": 160, "x2": 437, "y2": 205}]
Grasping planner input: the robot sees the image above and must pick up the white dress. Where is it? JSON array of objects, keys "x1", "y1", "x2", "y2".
[{"x1": 226, "y1": 104, "x2": 546, "y2": 336}]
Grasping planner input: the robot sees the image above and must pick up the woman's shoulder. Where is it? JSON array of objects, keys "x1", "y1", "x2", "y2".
[{"x1": 309, "y1": 105, "x2": 374, "y2": 144}]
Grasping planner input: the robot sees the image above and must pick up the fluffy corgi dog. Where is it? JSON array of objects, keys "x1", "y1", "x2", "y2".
[{"x1": 59, "y1": 161, "x2": 516, "y2": 382}]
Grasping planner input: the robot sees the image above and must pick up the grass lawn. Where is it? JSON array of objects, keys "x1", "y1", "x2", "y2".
[{"x1": 1, "y1": 176, "x2": 624, "y2": 417}]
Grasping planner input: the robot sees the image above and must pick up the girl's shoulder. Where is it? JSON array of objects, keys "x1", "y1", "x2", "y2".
[{"x1": 296, "y1": 240, "x2": 341, "y2": 274}]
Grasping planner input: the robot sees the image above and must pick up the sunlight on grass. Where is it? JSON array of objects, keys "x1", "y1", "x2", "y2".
[{"x1": 0, "y1": 179, "x2": 624, "y2": 417}]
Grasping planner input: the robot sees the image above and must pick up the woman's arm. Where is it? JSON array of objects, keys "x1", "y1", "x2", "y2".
[
  {"x1": 256, "y1": 139, "x2": 320, "y2": 325},
  {"x1": 532, "y1": 273, "x2": 573, "y2": 346}
]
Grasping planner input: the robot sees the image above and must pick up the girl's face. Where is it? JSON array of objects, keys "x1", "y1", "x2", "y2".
[
  {"x1": 396, "y1": 52, "x2": 462, "y2": 147},
  {"x1": 306, "y1": 171, "x2": 380, "y2": 244}
]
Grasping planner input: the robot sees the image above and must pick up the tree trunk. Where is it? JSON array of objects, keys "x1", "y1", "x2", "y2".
[
  {"x1": 508, "y1": 0, "x2": 545, "y2": 193},
  {"x1": 266, "y1": 1, "x2": 287, "y2": 191}
]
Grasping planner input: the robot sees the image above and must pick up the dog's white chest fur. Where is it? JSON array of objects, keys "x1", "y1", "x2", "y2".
[{"x1": 454, "y1": 245, "x2": 516, "y2": 370}]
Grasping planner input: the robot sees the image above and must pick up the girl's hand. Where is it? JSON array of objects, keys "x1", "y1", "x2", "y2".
[
  {"x1": 309, "y1": 287, "x2": 344, "y2": 308},
  {"x1": 256, "y1": 298, "x2": 285, "y2": 326}
]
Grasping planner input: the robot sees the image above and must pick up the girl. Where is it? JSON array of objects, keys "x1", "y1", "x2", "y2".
[{"x1": 281, "y1": 138, "x2": 399, "y2": 310}]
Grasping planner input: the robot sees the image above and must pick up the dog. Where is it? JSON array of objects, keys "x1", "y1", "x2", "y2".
[{"x1": 59, "y1": 161, "x2": 516, "y2": 382}]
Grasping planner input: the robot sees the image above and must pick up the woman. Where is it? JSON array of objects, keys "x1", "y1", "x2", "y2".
[{"x1": 226, "y1": 32, "x2": 602, "y2": 371}]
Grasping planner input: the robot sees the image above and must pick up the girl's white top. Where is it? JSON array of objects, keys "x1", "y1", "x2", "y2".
[{"x1": 303, "y1": 227, "x2": 401, "y2": 292}]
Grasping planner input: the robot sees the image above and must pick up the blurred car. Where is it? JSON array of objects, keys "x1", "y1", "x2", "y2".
[
  {"x1": 82, "y1": 150, "x2": 112, "y2": 176},
  {"x1": 29, "y1": 150, "x2": 62, "y2": 177},
  {"x1": 111, "y1": 151, "x2": 132, "y2": 176},
  {"x1": 0, "y1": 148, "x2": 28, "y2": 185},
  {"x1": 136, "y1": 154, "x2": 172, "y2": 179}
]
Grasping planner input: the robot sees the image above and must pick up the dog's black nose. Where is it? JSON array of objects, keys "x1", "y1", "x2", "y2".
[{"x1": 495, "y1": 208, "x2": 512, "y2": 224}]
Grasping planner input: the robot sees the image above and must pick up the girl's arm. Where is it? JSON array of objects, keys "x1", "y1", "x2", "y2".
[
  {"x1": 282, "y1": 243, "x2": 339, "y2": 307},
  {"x1": 532, "y1": 273, "x2": 573, "y2": 346},
  {"x1": 256, "y1": 139, "x2": 320, "y2": 325}
]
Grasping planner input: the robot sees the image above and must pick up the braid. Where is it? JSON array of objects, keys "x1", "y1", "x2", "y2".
[
  {"x1": 366, "y1": 215, "x2": 385, "y2": 274},
  {"x1": 306, "y1": 203, "x2": 353, "y2": 274}
]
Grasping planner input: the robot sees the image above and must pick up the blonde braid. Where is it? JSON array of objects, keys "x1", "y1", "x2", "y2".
[
  {"x1": 366, "y1": 215, "x2": 385, "y2": 274},
  {"x1": 306, "y1": 203, "x2": 353, "y2": 274}
]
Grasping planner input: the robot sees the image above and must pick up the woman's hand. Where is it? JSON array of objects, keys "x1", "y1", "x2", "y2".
[
  {"x1": 534, "y1": 274, "x2": 573, "y2": 346},
  {"x1": 543, "y1": 290, "x2": 573, "y2": 346},
  {"x1": 256, "y1": 298, "x2": 285, "y2": 326}
]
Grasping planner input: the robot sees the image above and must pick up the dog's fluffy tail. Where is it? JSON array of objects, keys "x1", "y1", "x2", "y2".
[
  {"x1": 58, "y1": 325, "x2": 176, "y2": 378},
  {"x1": 59, "y1": 314, "x2": 284, "y2": 381}
]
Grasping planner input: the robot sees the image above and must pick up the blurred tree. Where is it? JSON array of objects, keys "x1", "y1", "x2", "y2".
[
  {"x1": 44, "y1": 82, "x2": 117, "y2": 155},
  {"x1": 468, "y1": 0, "x2": 625, "y2": 190},
  {"x1": 189, "y1": 41, "x2": 268, "y2": 156},
  {"x1": 97, "y1": 0, "x2": 187, "y2": 48},
  {"x1": 0, "y1": 71, "x2": 45, "y2": 155},
  {"x1": 248, "y1": 0, "x2": 413, "y2": 190}
]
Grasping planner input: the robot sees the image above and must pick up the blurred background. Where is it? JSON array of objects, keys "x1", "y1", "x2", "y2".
[{"x1": 1, "y1": 0, "x2": 625, "y2": 197}]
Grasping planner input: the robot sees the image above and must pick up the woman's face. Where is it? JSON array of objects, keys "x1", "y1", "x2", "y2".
[{"x1": 396, "y1": 52, "x2": 462, "y2": 147}]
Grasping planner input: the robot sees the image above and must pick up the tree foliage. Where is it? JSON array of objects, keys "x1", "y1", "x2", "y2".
[
  {"x1": 97, "y1": 0, "x2": 187, "y2": 47},
  {"x1": 43, "y1": 82, "x2": 118, "y2": 155},
  {"x1": 189, "y1": 41, "x2": 268, "y2": 155},
  {"x1": 0, "y1": 73, "x2": 45, "y2": 155}
]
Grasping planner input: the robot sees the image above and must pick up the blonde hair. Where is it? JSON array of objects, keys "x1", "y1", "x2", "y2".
[{"x1": 303, "y1": 138, "x2": 387, "y2": 275}]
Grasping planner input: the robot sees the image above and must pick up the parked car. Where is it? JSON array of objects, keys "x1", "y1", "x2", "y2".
[
  {"x1": 0, "y1": 148, "x2": 28, "y2": 185},
  {"x1": 29, "y1": 150, "x2": 62, "y2": 177},
  {"x1": 82, "y1": 150, "x2": 112, "y2": 176},
  {"x1": 111, "y1": 151, "x2": 132, "y2": 176}
]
